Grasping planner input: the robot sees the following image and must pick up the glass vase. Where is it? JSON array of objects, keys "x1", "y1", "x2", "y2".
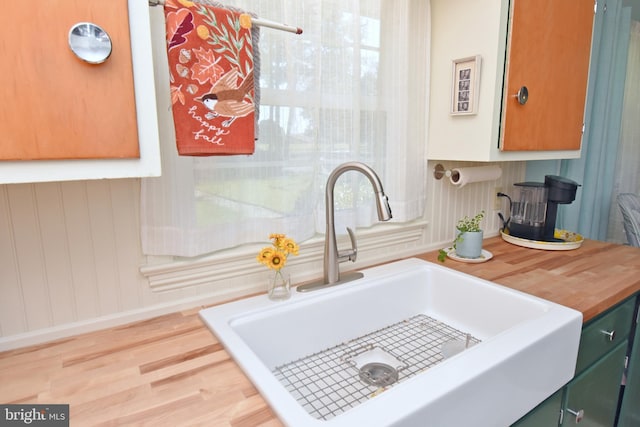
[{"x1": 268, "y1": 269, "x2": 291, "y2": 301}]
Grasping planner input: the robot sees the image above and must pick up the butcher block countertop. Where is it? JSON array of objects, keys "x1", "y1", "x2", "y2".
[{"x1": 2, "y1": 237, "x2": 640, "y2": 426}]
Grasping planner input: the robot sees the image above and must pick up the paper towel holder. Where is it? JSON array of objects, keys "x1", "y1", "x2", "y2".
[
  {"x1": 433, "y1": 164, "x2": 452, "y2": 180},
  {"x1": 434, "y1": 163, "x2": 500, "y2": 186}
]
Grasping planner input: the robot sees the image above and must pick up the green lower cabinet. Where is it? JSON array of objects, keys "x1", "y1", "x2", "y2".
[
  {"x1": 561, "y1": 342, "x2": 627, "y2": 426},
  {"x1": 574, "y1": 298, "x2": 636, "y2": 373},
  {"x1": 618, "y1": 307, "x2": 640, "y2": 426},
  {"x1": 512, "y1": 389, "x2": 562, "y2": 426},
  {"x1": 513, "y1": 294, "x2": 638, "y2": 427}
]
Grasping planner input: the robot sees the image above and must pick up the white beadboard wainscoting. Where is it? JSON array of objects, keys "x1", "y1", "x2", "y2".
[{"x1": 0, "y1": 161, "x2": 524, "y2": 350}]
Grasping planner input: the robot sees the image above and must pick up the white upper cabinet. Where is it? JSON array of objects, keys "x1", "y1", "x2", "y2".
[{"x1": 427, "y1": 0, "x2": 595, "y2": 162}]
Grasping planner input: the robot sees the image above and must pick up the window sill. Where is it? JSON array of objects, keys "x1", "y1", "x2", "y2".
[{"x1": 140, "y1": 221, "x2": 429, "y2": 295}]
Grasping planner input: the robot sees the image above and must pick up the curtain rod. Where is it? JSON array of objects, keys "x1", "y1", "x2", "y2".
[{"x1": 148, "y1": 0, "x2": 303, "y2": 34}]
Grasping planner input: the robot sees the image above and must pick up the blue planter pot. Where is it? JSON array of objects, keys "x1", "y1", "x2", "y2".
[{"x1": 455, "y1": 230, "x2": 483, "y2": 258}]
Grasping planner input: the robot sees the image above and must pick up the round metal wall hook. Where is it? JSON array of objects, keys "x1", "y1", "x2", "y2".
[{"x1": 68, "y1": 22, "x2": 112, "y2": 64}]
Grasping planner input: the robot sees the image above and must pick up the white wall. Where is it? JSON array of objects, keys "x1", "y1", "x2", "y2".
[{"x1": 0, "y1": 160, "x2": 524, "y2": 349}]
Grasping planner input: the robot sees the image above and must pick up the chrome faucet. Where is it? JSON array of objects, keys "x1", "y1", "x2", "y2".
[{"x1": 297, "y1": 162, "x2": 392, "y2": 292}]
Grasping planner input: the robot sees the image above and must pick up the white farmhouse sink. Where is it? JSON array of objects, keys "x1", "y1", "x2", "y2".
[{"x1": 200, "y1": 258, "x2": 582, "y2": 427}]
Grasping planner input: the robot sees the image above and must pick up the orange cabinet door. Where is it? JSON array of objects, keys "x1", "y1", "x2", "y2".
[
  {"x1": 500, "y1": 0, "x2": 594, "y2": 151},
  {"x1": 0, "y1": 0, "x2": 139, "y2": 160}
]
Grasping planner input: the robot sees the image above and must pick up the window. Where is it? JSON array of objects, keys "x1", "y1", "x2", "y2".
[{"x1": 142, "y1": 0, "x2": 430, "y2": 257}]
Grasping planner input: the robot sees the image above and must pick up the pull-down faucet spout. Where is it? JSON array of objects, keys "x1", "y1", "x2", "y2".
[{"x1": 297, "y1": 162, "x2": 392, "y2": 292}]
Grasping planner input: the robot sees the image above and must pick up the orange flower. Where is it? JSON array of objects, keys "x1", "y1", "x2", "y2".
[
  {"x1": 256, "y1": 246, "x2": 275, "y2": 265},
  {"x1": 266, "y1": 250, "x2": 287, "y2": 270},
  {"x1": 258, "y1": 234, "x2": 299, "y2": 270},
  {"x1": 269, "y1": 233, "x2": 286, "y2": 249},
  {"x1": 281, "y1": 238, "x2": 299, "y2": 256}
]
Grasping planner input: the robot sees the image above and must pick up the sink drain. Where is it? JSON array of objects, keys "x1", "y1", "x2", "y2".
[{"x1": 359, "y1": 362, "x2": 399, "y2": 387}]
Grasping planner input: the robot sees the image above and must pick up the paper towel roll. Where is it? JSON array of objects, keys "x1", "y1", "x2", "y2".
[{"x1": 449, "y1": 165, "x2": 502, "y2": 188}]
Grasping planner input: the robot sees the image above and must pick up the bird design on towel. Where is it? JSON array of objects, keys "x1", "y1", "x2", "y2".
[{"x1": 201, "y1": 69, "x2": 254, "y2": 127}]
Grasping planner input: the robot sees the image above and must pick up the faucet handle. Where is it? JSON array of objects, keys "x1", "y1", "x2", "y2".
[
  {"x1": 346, "y1": 227, "x2": 358, "y2": 262},
  {"x1": 338, "y1": 227, "x2": 358, "y2": 263}
]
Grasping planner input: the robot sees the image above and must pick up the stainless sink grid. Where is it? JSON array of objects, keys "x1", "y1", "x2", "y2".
[{"x1": 271, "y1": 313, "x2": 481, "y2": 421}]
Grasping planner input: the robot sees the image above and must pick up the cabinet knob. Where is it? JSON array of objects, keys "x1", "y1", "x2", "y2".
[
  {"x1": 601, "y1": 329, "x2": 616, "y2": 341},
  {"x1": 515, "y1": 86, "x2": 529, "y2": 105},
  {"x1": 68, "y1": 22, "x2": 112, "y2": 64},
  {"x1": 566, "y1": 408, "x2": 584, "y2": 423}
]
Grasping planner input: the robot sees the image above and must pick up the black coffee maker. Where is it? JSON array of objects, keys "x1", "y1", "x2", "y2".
[{"x1": 500, "y1": 175, "x2": 580, "y2": 242}]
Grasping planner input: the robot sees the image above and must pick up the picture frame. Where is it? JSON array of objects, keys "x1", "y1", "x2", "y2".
[{"x1": 450, "y1": 55, "x2": 481, "y2": 115}]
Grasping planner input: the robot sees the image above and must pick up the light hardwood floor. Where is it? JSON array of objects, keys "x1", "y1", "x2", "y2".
[{"x1": 0, "y1": 307, "x2": 282, "y2": 426}]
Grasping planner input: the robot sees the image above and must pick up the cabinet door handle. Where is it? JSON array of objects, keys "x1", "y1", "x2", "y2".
[
  {"x1": 566, "y1": 408, "x2": 584, "y2": 423},
  {"x1": 601, "y1": 329, "x2": 615, "y2": 341},
  {"x1": 515, "y1": 86, "x2": 529, "y2": 105},
  {"x1": 68, "y1": 22, "x2": 112, "y2": 64}
]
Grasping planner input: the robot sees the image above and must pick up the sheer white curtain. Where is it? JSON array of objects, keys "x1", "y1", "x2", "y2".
[
  {"x1": 141, "y1": 0, "x2": 429, "y2": 257},
  {"x1": 608, "y1": 20, "x2": 640, "y2": 243}
]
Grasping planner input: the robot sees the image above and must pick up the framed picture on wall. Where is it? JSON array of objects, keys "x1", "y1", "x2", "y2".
[{"x1": 450, "y1": 55, "x2": 481, "y2": 115}]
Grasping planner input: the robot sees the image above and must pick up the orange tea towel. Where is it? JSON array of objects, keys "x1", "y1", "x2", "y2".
[{"x1": 164, "y1": 0, "x2": 257, "y2": 155}]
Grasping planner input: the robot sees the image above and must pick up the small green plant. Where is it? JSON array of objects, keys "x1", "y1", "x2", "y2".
[
  {"x1": 455, "y1": 210, "x2": 485, "y2": 233},
  {"x1": 438, "y1": 210, "x2": 485, "y2": 262}
]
